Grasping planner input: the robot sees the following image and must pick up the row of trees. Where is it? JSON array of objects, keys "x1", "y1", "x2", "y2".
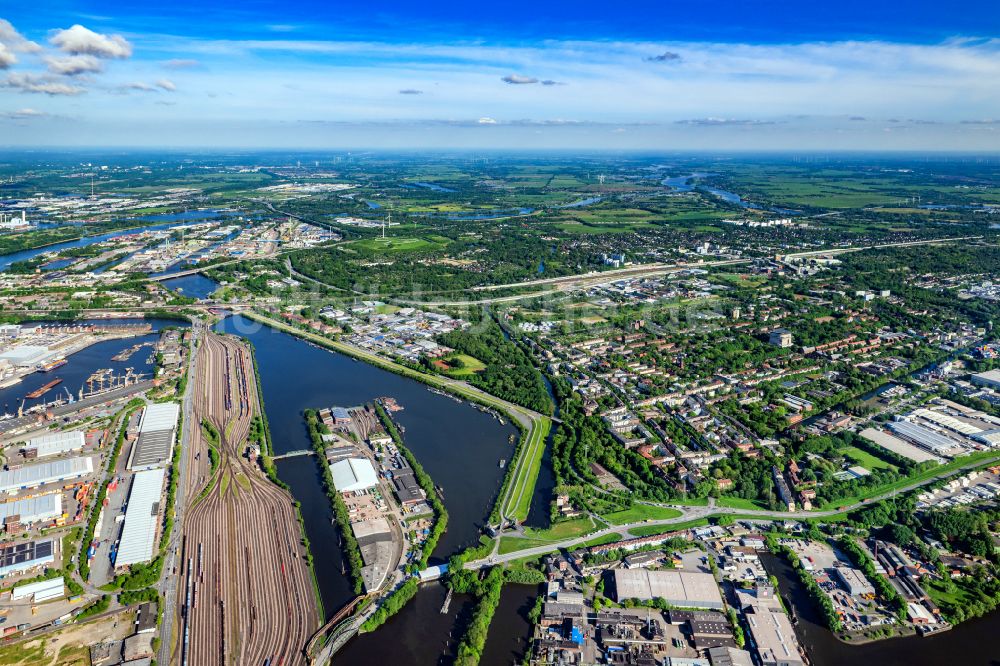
[
  {"x1": 360, "y1": 578, "x2": 419, "y2": 632},
  {"x1": 374, "y1": 402, "x2": 448, "y2": 570},
  {"x1": 770, "y1": 538, "x2": 843, "y2": 633}
]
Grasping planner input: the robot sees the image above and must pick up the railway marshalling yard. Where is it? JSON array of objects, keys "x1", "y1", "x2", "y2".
[{"x1": 174, "y1": 332, "x2": 319, "y2": 666}]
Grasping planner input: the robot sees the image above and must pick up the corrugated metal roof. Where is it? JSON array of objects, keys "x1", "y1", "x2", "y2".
[
  {"x1": 889, "y1": 420, "x2": 959, "y2": 453},
  {"x1": 129, "y1": 430, "x2": 173, "y2": 470},
  {"x1": 115, "y1": 468, "x2": 166, "y2": 568},
  {"x1": 0, "y1": 457, "x2": 94, "y2": 493},
  {"x1": 11, "y1": 576, "x2": 64, "y2": 600},
  {"x1": 26, "y1": 431, "x2": 85, "y2": 458},
  {"x1": 139, "y1": 402, "x2": 180, "y2": 434},
  {"x1": 0, "y1": 493, "x2": 61, "y2": 523}
]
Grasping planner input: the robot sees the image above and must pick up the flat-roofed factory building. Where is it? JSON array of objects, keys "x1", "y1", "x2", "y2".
[
  {"x1": 22, "y1": 430, "x2": 85, "y2": 459},
  {"x1": 0, "y1": 493, "x2": 62, "y2": 529},
  {"x1": 611, "y1": 569, "x2": 724, "y2": 609},
  {"x1": 127, "y1": 402, "x2": 180, "y2": 471},
  {"x1": 0, "y1": 539, "x2": 55, "y2": 578},
  {"x1": 330, "y1": 458, "x2": 378, "y2": 493},
  {"x1": 0, "y1": 457, "x2": 94, "y2": 494},
  {"x1": 115, "y1": 468, "x2": 166, "y2": 568}
]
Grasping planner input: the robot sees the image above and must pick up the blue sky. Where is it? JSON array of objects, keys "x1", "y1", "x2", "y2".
[{"x1": 1, "y1": 1, "x2": 999, "y2": 149}]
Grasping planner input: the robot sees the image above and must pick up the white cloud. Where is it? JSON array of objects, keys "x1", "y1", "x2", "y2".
[
  {"x1": 0, "y1": 43, "x2": 15, "y2": 69},
  {"x1": 0, "y1": 19, "x2": 42, "y2": 54},
  {"x1": 45, "y1": 54, "x2": 104, "y2": 76},
  {"x1": 1, "y1": 73, "x2": 85, "y2": 95},
  {"x1": 50, "y1": 24, "x2": 132, "y2": 59},
  {"x1": 1, "y1": 108, "x2": 48, "y2": 119},
  {"x1": 118, "y1": 81, "x2": 156, "y2": 92},
  {"x1": 117, "y1": 79, "x2": 177, "y2": 93},
  {"x1": 502, "y1": 74, "x2": 538, "y2": 85},
  {"x1": 477, "y1": 116, "x2": 497, "y2": 124}
]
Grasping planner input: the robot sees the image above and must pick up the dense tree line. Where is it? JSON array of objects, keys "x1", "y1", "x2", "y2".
[
  {"x1": 374, "y1": 402, "x2": 448, "y2": 569},
  {"x1": 438, "y1": 321, "x2": 552, "y2": 414},
  {"x1": 548, "y1": 376, "x2": 678, "y2": 504},
  {"x1": 360, "y1": 578, "x2": 419, "y2": 632}
]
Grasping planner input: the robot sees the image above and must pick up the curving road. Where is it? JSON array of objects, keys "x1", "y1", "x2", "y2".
[{"x1": 468, "y1": 453, "x2": 1000, "y2": 569}]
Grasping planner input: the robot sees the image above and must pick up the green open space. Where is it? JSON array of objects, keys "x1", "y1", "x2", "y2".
[
  {"x1": 440, "y1": 353, "x2": 487, "y2": 377},
  {"x1": 600, "y1": 504, "x2": 683, "y2": 525},
  {"x1": 842, "y1": 445, "x2": 897, "y2": 471},
  {"x1": 820, "y1": 451, "x2": 999, "y2": 510},
  {"x1": 503, "y1": 416, "x2": 554, "y2": 522}
]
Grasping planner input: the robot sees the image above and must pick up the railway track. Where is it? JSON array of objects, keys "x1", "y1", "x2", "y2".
[{"x1": 174, "y1": 333, "x2": 319, "y2": 666}]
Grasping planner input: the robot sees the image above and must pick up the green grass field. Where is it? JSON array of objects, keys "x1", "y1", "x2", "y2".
[
  {"x1": 841, "y1": 445, "x2": 896, "y2": 471},
  {"x1": 441, "y1": 353, "x2": 486, "y2": 377},
  {"x1": 717, "y1": 496, "x2": 772, "y2": 510},
  {"x1": 352, "y1": 236, "x2": 448, "y2": 252},
  {"x1": 820, "y1": 451, "x2": 999, "y2": 510},
  {"x1": 503, "y1": 416, "x2": 553, "y2": 522},
  {"x1": 627, "y1": 518, "x2": 711, "y2": 537},
  {"x1": 497, "y1": 516, "x2": 598, "y2": 554},
  {"x1": 600, "y1": 504, "x2": 682, "y2": 525}
]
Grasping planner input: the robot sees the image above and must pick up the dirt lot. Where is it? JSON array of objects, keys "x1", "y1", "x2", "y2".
[{"x1": 0, "y1": 611, "x2": 133, "y2": 666}]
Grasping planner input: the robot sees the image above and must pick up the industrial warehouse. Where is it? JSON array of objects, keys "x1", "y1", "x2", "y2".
[
  {"x1": 115, "y1": 467, "x2": 167, "y2": 568},
  {"x1": 21, "y1": 430, "x2": 85, "y2": 459},
  {"x1": 0, "y1": 493, "x2": 62, "y2": 529},
  {"x1": 127, "y1": 402, "x2": 180, "y2": 470},
  {"x1": 330, "y1": 457, "x2": 378, "y2": 493},
  {"x1": 0, "y1": 456, "x2": 94, "y2": 494},
  {"x1": 0, "y1": 538, "x2": 55, "y2": 578},
  {"x1": 611, "y1": 569, "x2": 724, "y2": 609}
]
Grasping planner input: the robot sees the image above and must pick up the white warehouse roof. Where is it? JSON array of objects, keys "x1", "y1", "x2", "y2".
[
  {"x1": 115, "y1": 468, "x2": 166, "y2": 568},
  {"x1": 0, "y1": 493, "x2": 62, "y2": 525},
  {"x1": 0, "y1": 457, "x2": 94, "y2": 494},
  {"x1": 139, "y1": 402, "x2": 180, "y2": 434},
  {"x1": 329, "y1": 458, "x2": 378, "y2": 493},
  {"x1": 11, "y1": 576, "x2": 64, "y2": 601},
  {"x1": 26, "y1": 430, "x2": 86, "y2": 458},
  {"x1": 612, "y1": 569, "x2": 724, "y2": 609},
  {"x1": 0, "y1": 345, "x2": 49, "y2": 367}
]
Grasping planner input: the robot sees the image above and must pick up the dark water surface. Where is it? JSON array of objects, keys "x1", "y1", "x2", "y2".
[
  {"x1": 480, "y1": 584, "x2": 538, "y2": 666},
  {"x1": 214, "y1": 315, "x2": 519, "y2": 618},
  {"x1": 0, "y1": 212, "x2": 234, "y2": 271},
  {"x1": 160, "y1": 274, "x2": 220, "y2": 300}
]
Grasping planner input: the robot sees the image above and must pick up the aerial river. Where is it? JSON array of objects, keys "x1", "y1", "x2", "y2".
[
  {"x1": 214, "y1": 315, "x2": 537, "y2": 662},
  {"x1": 0, "y1": 317, "x2": 187, "y2": 415},
  {"x1": 0, "y1": 209, "x2": 239, "y2": 272}
]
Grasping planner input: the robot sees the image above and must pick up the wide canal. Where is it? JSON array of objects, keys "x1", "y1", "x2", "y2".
[{"x1": 217, "y1": 316, "x2": 532, "y2": 648}]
